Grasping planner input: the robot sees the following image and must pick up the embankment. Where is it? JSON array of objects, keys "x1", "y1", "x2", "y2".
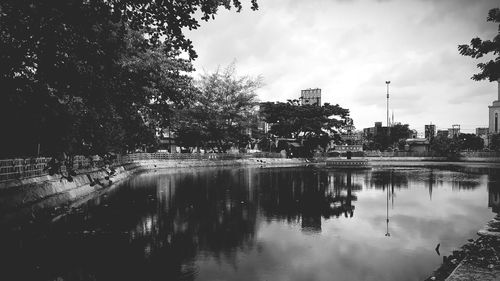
[{"x1": 0, "y1": 158, "x2": 307, "y2": 228}]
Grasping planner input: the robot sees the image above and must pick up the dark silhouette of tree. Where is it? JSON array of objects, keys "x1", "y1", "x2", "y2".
[
  {"x1": 0, "y1": 1, "x2": 257, "y2": 157},
  {"x1": 458, "y1": 8, "x2": 500, "y2": 82},
  {"x1": 490, "y1": 134, "x2": 500, "y2": 151},
  {"x1": 364, "y1": 124, "x2": 411, "y2": 151},
  {"x1": 458, "y1": 133, "x2": 484, "y2": 151},
  {"x1": 260, "y1": 100, "x2": 350, "y2": 155},
  {"x1": 430, "y1": 134, "x2": 461, "y2": 158}
]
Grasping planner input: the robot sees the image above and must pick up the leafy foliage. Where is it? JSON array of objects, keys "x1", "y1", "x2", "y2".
[
  {"x1": 458, "y1": 8, "x2": 500, "y2": 82},
  {"x1": 0, "y1": 0, "x2": 256, "y2": 157},
  {"x1": 458, "y1": 133, "x2": 484, "y2": 151},
  {"x1": 174, "y1": 63, "x2": 262, "y2": 152},
  {"x1": 364, "y1": 124, "x2": 411, "y2": 151},
  {"x1": 260, "y1": 100, "x2": 350, "y2": 154},
  {"x1": 490, "y1": 134, "x2": 500, "y2": 151},
  {"x1": 430, "y1": 135, "x2": 461, "y2": 158}
]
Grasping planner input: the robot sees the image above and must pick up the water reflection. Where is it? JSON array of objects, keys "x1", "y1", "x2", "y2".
[
  {"x1": 259, "y1": 169, "x2": 359, "y2": 233},
  {"x1": 488, "y1": 171, "x2": 500, "y2": 214},
  {"x1": 0, "y1": 166, "x2": 499, "y2": 281}
]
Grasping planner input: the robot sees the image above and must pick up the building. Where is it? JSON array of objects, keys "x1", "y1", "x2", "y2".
[
  {"x1": 340, "y1": 125, "x2": 363, "y2": 144},
  {"x1": 436, "y1": 130, "x2": 449, "y2": 138},
  {"x1": 409, "y1": 129, "x2": 418, "y2": 139},
  {"x1": 405, "y1": 138, "x2": 430, "y2": 153},
  {"x1": 448, "y1": 124, "x2": 460, "y2": 138},
  {"x1": 300, "y1": 88, "x2": 321, "y2": 106},
  {"x1": 158, "y1": 128, "x2": 178, "y2": 153},
  {"x1": 425, "y1": 124, "x2": 436, "y2": 140},
  {"x1": 476, "y1": 127, "x2": 489, "y2": 148},
  {"x1": 476, "y1": 127, "x2": 489, "y2": 136},
  {"x1": 330, "y1": 144, "x2": 363, "y2": 152},
  {"x1": 489, "y1": 80, "x2": 500, "y2": 134},
  {"x1": 363, "y1": 122, "x2": 390, "y2": 138}
]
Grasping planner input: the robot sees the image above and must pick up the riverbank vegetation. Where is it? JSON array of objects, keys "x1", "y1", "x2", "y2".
[
  {"x1": 260, "y1": 100, "x2": 350, "y2": 156},
  {"x1": 0, "y1": 0, "x2": 258, "y2": 158}
]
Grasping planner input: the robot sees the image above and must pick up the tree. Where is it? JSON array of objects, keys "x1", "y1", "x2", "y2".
[
  {"x1": 0, "y1": 23, "x2": 196, "y2": 157},
  {"x1": 260, "y1": 100, "x2": 350, "y2": 155},
  {"x1": 490, "y1": 134, "x2": 500, "y2": 151},
  {"x1": 430, "y1": 135, "x2": 461, "y2": 158},
  {"x1": 1, "y1": 0, "x2": 256, "y2": 157},
  {"x1": 458, "y1": 133, "x2": 484, "y2": 151},
  {"x1": 174, "y1": 63, "x2": 262, "y2": 152},
  {"x1": 458, "y1": 8, "x2": 500, "y2": 82},
  {"x1": 363, "y1": 124, "x2": 411, "y2": 151},
  {"x1": 389, "y1": 124, "x2": 411, "y2": 147}
]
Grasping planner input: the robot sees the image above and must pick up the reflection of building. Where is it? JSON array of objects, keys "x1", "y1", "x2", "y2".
[
  {"x1": 488, "y1": 172, "x2": 500, "y2": 214},
  {"x1": 425, "y1": 124, "x2": 436, "y2": 140},
  {"x1": 488, "y1": 80, "x2": 500, "y2": 134},
  {"x1": 489, "y1": 188, "x2": 500, "y2": 214},
  {"x1": 300, "y1": 88, "x2": 321, "y2": 106}
]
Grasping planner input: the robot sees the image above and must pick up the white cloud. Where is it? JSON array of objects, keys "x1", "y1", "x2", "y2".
[{"x1": 186, "y1": 0, "x2": 499, "y2": 133}]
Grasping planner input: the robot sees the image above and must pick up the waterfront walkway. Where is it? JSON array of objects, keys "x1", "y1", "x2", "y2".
[
  {"x1": 448, "y1": 215, "x2": 500, "y2": 281},
  {"x1": 427, "y1": 215, "x2": 500, "y2": 281}
]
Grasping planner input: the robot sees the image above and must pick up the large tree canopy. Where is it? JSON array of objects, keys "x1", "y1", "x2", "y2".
[
  {"x1": 0, "y1": 0, "x2": 257, "y2": 157},
  {"x1": 364, "y1": 124, "x2": 412, "y2": 151},
  {"x1": 174, "y1": 63, "x2": 262, "y2": 152},
  {"x1": 260, "y1": 100, "x2": 350, "y2": 153},
  {"x1": 458, "y1": 8, "x2": 500, "y2": 82}
]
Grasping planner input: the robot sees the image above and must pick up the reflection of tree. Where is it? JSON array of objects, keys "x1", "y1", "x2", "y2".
[
  {"x1": 7, "y1": 169, "x2": 260, "y2": 281},
  {"x1": 488, "y1": 170, "x2": 500, "y2": 214},
  {"x1": 258, "y1": 168, "x2": 358, "y2": 233},
  {"x1": 134, "y1": 169, "x2": 259, "y2": 279},
  {"x1": 365, "y1": 168, "x2": 483, "y2": 195},
  {"x1": 7, "y1": 166, "x2": 496, "y2": 280},
  {"x1": 365, "y1": 170, "x2": 409, "y2": 190}
]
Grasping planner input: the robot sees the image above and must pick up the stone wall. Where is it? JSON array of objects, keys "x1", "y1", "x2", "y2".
[{"x1": 0, "y1": 158, "x2": 305, "y2": 228}]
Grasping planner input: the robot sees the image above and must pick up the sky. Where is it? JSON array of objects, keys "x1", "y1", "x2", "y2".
[{"x1": 185, "y1": 0, "x2": 499, "y2": 135}]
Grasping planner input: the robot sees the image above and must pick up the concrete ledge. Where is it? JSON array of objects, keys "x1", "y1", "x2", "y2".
[
  {"x1": 0, "y1": 158, "x2": 308, "y2": 228},
  {"x1": 427, "y1": 215, "x2": 500, "y2": 281}
]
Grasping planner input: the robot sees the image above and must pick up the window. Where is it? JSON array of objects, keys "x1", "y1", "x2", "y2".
[{"x1": 496, "y1": 113, "x2": 498, "y2": 133}]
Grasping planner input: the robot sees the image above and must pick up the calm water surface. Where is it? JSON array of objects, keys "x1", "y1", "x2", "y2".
[{"x1": 2, "y1": 165, "x2": 500, "y2": 281}]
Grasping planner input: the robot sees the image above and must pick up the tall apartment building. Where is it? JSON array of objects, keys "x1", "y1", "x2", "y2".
[
  {"x1": 425, "y1": 124, "x2": 436, "y2": 140},
  {"x1": 300, "y1": 88, "x2": 321, "y2": 106},
  {"x1": 448, "y1": 124, "x2": 460, "y2": 138},
  {"x1": 476, "y1": 127, "x2": 489, "y2": 136},
  {"x1": 488, "y1": 80, "x2": 500, "y2": 134}
]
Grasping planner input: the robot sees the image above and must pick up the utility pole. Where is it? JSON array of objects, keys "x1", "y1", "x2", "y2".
[{"x1": 385, "y1": 81, "x2": 391, "y2": 128}]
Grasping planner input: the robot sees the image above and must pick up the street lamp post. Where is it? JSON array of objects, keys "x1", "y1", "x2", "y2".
[{"x1": 385, "y1": 81, "x2": 391, "y2": 127}]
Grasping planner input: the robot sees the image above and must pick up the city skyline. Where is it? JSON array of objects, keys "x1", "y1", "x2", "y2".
[{"x1": 186, "y1": 0, "x2": 499, "y2": 134}]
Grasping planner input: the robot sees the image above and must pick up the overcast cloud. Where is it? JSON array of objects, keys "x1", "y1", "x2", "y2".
[{"x1": 185, "y1": 0, "x2": 499, "y2": 134}]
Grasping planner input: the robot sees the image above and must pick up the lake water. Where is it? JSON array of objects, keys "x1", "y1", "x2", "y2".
[{"x1": 2, "y1": 165, "x2": 500, "y2": 281}]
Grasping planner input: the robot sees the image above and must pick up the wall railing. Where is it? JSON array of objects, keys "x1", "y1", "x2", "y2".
[{"x1": 0, "y1": 152, "x2": 283, "y2": 183}]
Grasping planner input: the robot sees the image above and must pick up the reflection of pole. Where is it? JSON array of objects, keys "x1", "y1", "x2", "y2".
[
  {"x1": 385, "y1": 172, "x2": 391, "y2": 237},
  {"x1": 391, "y1": 170, "x2": 394, "y2": 208}
]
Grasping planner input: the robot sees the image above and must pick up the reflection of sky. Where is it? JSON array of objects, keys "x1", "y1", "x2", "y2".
[
  {"x1": 194, "y1": 168, "x2": 493, "y2": 281},
  {"x1": 5, "y1": 167, "x2": 494, "y2": 281}
]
